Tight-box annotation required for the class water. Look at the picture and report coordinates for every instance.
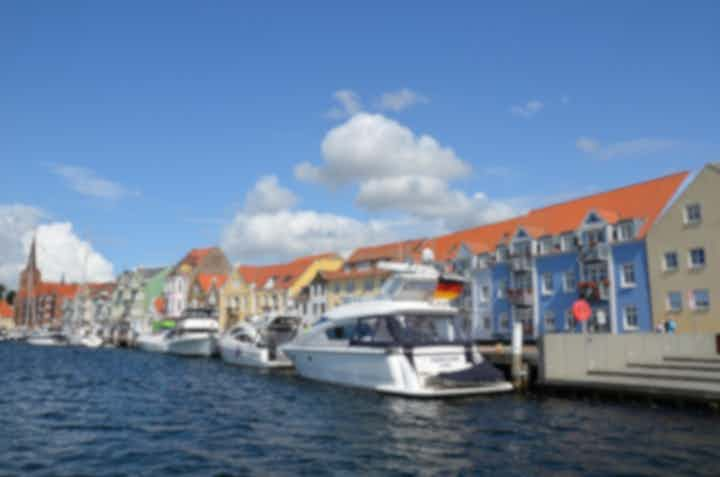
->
[1,343,718,477]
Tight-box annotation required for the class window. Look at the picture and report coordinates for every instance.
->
[663,252,678,271]
[538,237,553,255]
[544,310,555,331]
[684,203,702,225]
[583,228,605,245]
[478,285,489,303]
[565,309,575,330]
[561,233,576,252]
[617,221,635,241]
[621,264,636,287]
[333,282,341,293]
[666,291,682,312]
[691,289,710,311]
[541,273,554,295]
[325,324,356,340]
[689,248,706,269]
[497,280,507,299]
[623,305,639,330]
[584,263,608,282]
[346,280,356,292]
[563,271,576,293]
[482,315,491,330]
[320,303,326,314]
[363,278,374,292]
[499,312,510,330]
[496,246,509,262]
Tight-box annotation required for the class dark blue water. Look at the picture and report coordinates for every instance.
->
[1,343,718,477]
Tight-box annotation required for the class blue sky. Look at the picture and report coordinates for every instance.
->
[1,1,718,283]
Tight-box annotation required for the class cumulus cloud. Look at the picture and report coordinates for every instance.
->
[510,100,544,118]
[356,176,516,230]
[0,204,114,286]
[296,113,470,185]
[377,88,428,112]
[243,175,297,214]
[52,165,138,200]
[576,137,676,160]
[326,89,363,119]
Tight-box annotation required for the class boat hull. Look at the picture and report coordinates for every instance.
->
[218,337,293,368]
[136,335,168,353]
[27,336,67,347]
[166,335,216,357]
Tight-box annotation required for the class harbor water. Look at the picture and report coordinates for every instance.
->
[1,342,718,476]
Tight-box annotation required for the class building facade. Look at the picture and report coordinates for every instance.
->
[110,267,170,333]
[646,163,719,333]
[445,172,689,340]
[187,273,228,316]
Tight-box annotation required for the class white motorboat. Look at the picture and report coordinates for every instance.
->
[219,313,300,368]
[27,329,69,347]
[136,330,170,353]
[165,312,219,357]
[282,300,513,397]
[66,326,104,348]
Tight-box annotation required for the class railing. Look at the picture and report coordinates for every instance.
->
[507,288,533,307]
[578,280,610,302]
[580,242,610,262]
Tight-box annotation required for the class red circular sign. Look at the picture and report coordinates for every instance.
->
[572,299,592,322]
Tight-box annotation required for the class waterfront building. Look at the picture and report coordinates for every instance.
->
[63,283,116,331]
[163,247,231,319]
[110,267,170,333]
[0,300,14,330]
[437,172,689,340]
[14,238,80,329]
[188,273,228,316]
[646,163,719,333]
[322,240,426,310]
[219,253,342,330]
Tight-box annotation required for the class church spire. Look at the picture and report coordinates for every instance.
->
[28,235,38,272]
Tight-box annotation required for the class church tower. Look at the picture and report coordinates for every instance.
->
[15,236,42,326]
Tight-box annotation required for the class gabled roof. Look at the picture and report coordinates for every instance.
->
[174,247,218,272]
[33,282,81,299]
[346,239,427,264]
[196,273,228,293]
[236,253,339,290]
[430,171,689,261]
[0,300,13,318]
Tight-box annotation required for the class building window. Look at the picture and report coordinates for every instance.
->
[333,282,341,293]
[563,271,576,293]
[496,246,509,262]
[499,312,510,330]
[544,310,555,331]
[482,315,491,330]
[561,233,576,252]
[663,251,678,271]
[478,285,489,303]
[684,203,702,225]
[583,228,605,245]
[617,221,635,241]
[497,280,507,299]
[538,237,553,255]
[541,273,553,295]
[620,263,636,288]
[691,289,710,311]
[666,291,682,312]
[623,305,639,330]
[584,262,608,282]
[565,309,575,330]
[346,280,355,293]
[689,248,706,269]
[363,278,374,292]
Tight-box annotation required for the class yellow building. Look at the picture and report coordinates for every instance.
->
[646,163,720,333]
[219,253,342,330]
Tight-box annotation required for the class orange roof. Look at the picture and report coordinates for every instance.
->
[196,273,228,293]
[320,268,392,281]
[429,171,689,261]
[86,282,116,297]
[34,282,81,299]
[346,239,427,264]
[0,300,13,318]
[175,247,217,271]
[236,253,338,290]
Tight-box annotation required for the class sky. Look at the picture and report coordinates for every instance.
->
[1,1,719,286]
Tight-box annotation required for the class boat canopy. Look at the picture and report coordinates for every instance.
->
[152,320,177,332]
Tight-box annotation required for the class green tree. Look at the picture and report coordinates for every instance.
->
[6,290,16,305]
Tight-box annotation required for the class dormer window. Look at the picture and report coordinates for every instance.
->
[496,245,509,262]
[617,221,635,242]
[582,228,605,245]
[538,236,553,255]
[560,233,576,252]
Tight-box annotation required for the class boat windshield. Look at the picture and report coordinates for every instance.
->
[349,313,468,347]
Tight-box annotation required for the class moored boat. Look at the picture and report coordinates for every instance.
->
[27,329,69,347]
[219,313,300,368]
[165,309,219,357]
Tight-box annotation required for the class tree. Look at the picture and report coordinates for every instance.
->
[0,284,5,300]
[5,290,16,305]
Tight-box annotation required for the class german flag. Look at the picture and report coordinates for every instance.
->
[434,277,464,301]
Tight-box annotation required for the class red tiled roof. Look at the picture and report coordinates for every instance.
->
[236,253,338,290]
[346,239,427,264]
[176,247,217,271]
[86,282,116,297]
[196,273,228,293]
[429,171,689,261]
[34,282,81,299]
[0,300,13,318]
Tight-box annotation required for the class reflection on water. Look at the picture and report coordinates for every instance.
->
[1,342,718,476]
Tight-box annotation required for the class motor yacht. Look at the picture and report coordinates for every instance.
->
[136,329,171,353]
[219,313,300,368]
[282,262,513,397]
[66,325,104,348]
[165,309,219,357]
[27,329,69,347]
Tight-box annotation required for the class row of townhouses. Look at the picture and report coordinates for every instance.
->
[10,164,718,337]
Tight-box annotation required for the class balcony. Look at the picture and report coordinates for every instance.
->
[507,288,533,307]
[580,242,610,262]
[510,255,532,272]
[578,280,610,302]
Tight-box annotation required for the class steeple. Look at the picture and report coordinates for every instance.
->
[28,235,38,272]
[19,234,41,290]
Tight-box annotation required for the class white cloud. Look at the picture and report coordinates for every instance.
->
[356,176,517,230]
[510,100,544,118]
[326,89,363,119]
[576,137,676,160]
[243,175,297,214]
[296,113,470,185]
[52,165,138,200]
[377,88,428,112]
[0,204,114,286]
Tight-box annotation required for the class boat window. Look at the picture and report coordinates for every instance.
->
[325,324,355,340]
[234,334,252,343]
[389,314,468,346]
[350,317,395,345]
